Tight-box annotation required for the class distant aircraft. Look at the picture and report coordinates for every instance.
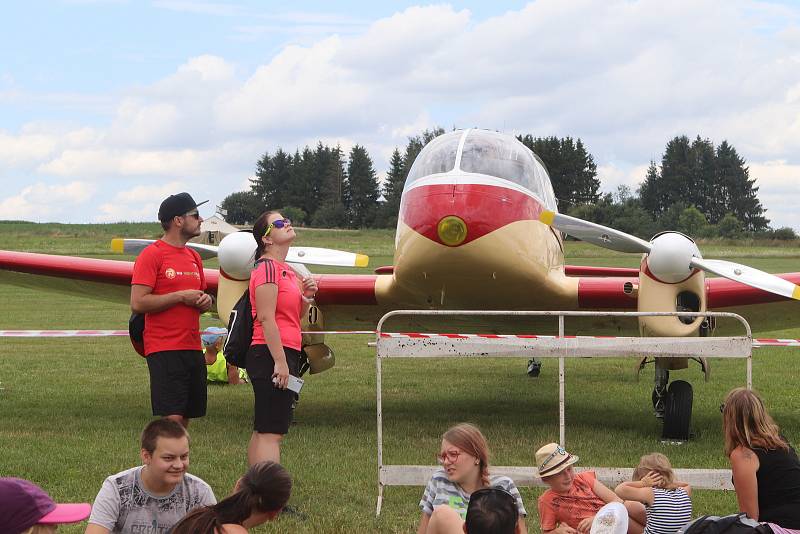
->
[2,129,798,435]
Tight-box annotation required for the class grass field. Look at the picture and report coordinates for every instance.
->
[1,224,799,533]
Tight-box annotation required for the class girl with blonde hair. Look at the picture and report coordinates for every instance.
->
[418,423,527,534]
[615,453,692,534]
[722,387,800,528]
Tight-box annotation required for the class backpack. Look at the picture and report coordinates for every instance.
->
[129,312,146,357]
[223,261,264,368]
[680,514,771,534]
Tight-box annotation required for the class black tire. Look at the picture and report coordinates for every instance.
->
[662,380,693,441]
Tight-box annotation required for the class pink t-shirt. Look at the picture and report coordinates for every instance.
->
[249,259,302,351]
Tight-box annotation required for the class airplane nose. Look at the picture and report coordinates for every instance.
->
[401,183,544,246]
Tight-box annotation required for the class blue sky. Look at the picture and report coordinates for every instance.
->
[1,0,799,231]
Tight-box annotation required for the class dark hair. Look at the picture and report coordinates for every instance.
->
[140,418,189,454]
[160,218,173,231]
[252,211,279,259]
[170,462,292,534]
[465,487,519,534]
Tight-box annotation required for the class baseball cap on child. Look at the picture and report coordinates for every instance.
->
[0,478,91,534]
[202,326,228,347]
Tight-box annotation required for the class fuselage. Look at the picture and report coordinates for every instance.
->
[377,129,579,310]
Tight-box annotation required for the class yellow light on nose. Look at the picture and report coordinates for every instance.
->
[437,216,467,246]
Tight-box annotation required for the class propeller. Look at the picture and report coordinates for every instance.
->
[111,235,369,280]
[539,210,800,300]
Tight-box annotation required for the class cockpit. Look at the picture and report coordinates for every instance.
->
[403,129,558,210]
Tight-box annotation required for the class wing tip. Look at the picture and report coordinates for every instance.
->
[111,238,124,253]
[793,285,800,300]
[355,254,369,268]
[539,210,555,226]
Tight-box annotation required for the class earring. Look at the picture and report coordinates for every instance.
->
[475,460,479,465]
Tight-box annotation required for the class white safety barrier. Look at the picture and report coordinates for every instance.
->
[374,310,755,516]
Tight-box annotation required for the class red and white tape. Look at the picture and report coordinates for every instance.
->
[1,330,799,347]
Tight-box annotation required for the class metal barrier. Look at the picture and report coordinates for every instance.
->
[374,310,753,516]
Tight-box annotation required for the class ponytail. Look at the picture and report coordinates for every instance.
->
[170,462,292,534]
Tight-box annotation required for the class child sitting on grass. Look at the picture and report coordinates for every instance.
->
[615,453,692,534]
[536,443,645,534]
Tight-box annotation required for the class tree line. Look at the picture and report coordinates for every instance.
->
[219,131,795,240]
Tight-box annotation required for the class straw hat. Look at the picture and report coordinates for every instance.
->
[535,443,579,477]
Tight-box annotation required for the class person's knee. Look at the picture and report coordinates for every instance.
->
[428,506,463,534]
[623,500,646,521]
[254,432,283,443]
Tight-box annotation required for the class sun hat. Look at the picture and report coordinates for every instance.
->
[158,192,208,222]
[0,478,91,534]
[202,326,228,347]
[535,443,579,477]
[590,502,629,534]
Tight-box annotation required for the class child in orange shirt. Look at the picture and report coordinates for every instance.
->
[536,443,645,534]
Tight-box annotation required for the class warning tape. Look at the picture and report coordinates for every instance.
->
[1,330,799,347]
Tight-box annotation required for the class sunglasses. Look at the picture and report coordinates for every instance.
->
[182,210,200,219]
[264,218,292,236]
[539,445,567,471]
[436,450,463,465]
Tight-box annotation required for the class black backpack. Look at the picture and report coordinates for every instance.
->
[681,514,771,534]
[223,261,263,368]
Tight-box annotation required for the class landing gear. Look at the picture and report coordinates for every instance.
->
[652,367,669,419]
[651,364,693,441]
[662,380,693,441]
[527,358,542,377]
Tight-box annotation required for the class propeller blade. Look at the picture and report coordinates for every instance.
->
[114,238,369,268]
[691,258,800,300]
[286,247,369,268]
[111,239,219,259]
[538,210,652,254]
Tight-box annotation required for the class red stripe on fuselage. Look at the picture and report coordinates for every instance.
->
[401,184,545,246]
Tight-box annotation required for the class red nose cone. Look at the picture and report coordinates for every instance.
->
[401,184,546,245]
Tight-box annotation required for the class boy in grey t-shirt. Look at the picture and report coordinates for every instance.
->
[85,419,216,534]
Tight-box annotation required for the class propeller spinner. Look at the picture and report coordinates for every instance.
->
[539,210,800,300]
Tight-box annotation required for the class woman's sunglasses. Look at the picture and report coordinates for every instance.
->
[264,218,292,237]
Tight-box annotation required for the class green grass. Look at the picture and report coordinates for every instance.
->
[1,225,800,533]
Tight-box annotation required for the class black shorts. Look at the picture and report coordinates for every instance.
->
[246,345,300,434]
[146,350,207,418]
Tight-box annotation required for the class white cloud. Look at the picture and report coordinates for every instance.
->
[94,181,186,222]
[4,1,800,230]
[0,181,95,221]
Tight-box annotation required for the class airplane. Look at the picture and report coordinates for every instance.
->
[2,128,799,437]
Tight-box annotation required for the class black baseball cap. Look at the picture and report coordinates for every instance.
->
[158,192,208,222]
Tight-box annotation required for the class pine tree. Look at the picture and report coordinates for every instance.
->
[383,148,406,216]
[346,145,380,228]
[715,142,769,231]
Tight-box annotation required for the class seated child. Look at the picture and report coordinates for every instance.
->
[615,453,692,534]
[202,326,247,385]
[536,443,645,534]
[419,423,527,534]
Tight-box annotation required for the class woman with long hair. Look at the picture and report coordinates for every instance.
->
[417,423,527,534]
[722,387,800,528]
[170,461,292,533]
[246,211,317,465]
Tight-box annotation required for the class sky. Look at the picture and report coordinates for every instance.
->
[1,0,799,230]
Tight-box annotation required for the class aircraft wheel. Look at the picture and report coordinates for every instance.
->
[661,380,693,441]
[527,358,542,378]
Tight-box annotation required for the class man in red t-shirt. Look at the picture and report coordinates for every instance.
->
[131,192,213,427]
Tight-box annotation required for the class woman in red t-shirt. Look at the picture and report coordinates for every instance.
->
[246,211,317,466]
